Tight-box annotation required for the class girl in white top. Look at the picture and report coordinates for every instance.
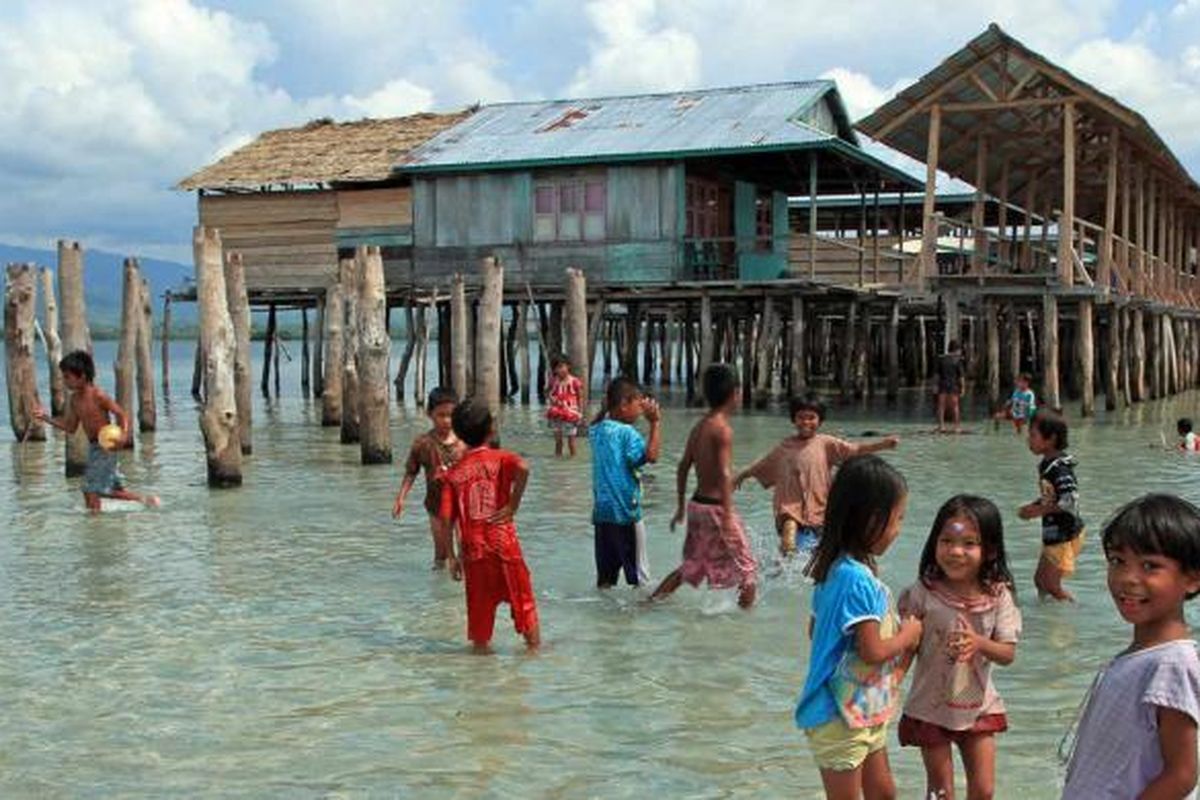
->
[898,495,1021,800]
[1063,494,1200,799]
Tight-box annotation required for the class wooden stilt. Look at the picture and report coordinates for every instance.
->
[741,310,753,408]
[662,306,675,387]
[517,302,531,405]
[641,318,654,385]
[855,303,870,400]
[476,257,504,414]
[5,263,45,441]
[395,300,415,403]
[1132,307,1146,402]
[39,266,64,415]
[414,305,428,407]
[272,316,280,399]
[191,339,204,403]
[321,285,343,426]
[193,226,242,487]
[1042,294,1061,409]
[1150,312,1163,400]
[1078,298,1095,416]
[1003,302,1020,387]
[985,299,1000,410]
[917,315,928,383]
[753,297,775,407]
[224,253,252,455]
[160,291,171,398]
[791,296,807,397]
[1105,304,1120,411]
[886,300,900,403]
[504,303,518,401]
[683,302,696,404]
[57,241,91,475]
[564,268,589,409]
[587,296,605,391]
[1120,307,1132,406]
[450,275,468,399]
[357,246,392,465]
[621,302,640,379]
[535,302,547,402]
[300,307,310,399]
[437,303,451,389]
[135,277,156,432]
[340,257,361,444]
[314,294,325,400]
[114,258,139,448]
[698,292,713,400]
[840,301,858,399]
[261,304,275,400]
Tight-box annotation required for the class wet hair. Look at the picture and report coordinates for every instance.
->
[451,397,493,447]
[947,339,961,353]
[427,386,457,412]
[1017,372,1032,385]
[917,495,1015,596]
[1031,409,1069,450]
[805,455,908,583]
[789,393,826,423]
[550,353,570,370]
[1179,418,1194,436]
[59,350,95,382]
[703,363,738,410]
[592,376,642,425]
[1103,494,1200,598]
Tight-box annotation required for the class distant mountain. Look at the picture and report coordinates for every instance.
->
[0,243,196,334]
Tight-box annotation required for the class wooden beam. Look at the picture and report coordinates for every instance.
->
[1059,101,1077,286]
[941,94,1084,114]
[1100,129,1119,290]
[968,69,999,102]
[972,135,989,273]
[920,105,941,287]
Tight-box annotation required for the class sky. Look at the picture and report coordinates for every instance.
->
[1,0,1198,264]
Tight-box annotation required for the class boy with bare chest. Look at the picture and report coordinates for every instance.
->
[651,364,757,608]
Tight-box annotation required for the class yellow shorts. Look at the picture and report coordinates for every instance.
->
[804,719,888,772]
[1042,529,1086,576]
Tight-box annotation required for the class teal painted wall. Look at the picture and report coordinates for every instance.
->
[734,180,787,280]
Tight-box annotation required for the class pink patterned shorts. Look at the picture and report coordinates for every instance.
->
[679,499,757,590]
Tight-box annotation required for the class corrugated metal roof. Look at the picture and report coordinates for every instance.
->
[397,82,854,172]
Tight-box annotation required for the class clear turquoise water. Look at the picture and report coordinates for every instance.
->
[3,340,1199,798]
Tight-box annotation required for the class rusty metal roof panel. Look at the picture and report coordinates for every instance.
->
[397,82,851,172]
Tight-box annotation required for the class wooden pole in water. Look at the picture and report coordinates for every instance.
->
[622,302,640,379]
[564,267,589,410]
[683,302,695,403]
[414,304,428,406]
[58,241,91,476]
[517,302,531,405]
[1042,294,1061,409]
[662,306,675,387]
[321,285,343,426]
[161,291,172,397]
[588,296,605,393]
[395,300,415,404]
[1105,305,1121,410]
[839,301,858,399]
[5,263,46,441]
[260,304,275,399]
[1078,298,1095,416]
[357,246,392,464]
[39,266,64,415]
[191,340,204,403]
[698,292,713,401]
[300,307,310,399]
[340,256,361,444]
[1003,302,1019,387]
[1150,312,1163,400]
[224,252,252,454]
[753,297,775,407]
[193,226,242,487]
[1132,307,1146,402]
[450,274,468,399]
[313,294,325,400]
[886,299,900,403]
[476,256,504,415]
[135,276,156,432]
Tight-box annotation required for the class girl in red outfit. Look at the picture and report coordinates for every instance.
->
[546,353,583,457]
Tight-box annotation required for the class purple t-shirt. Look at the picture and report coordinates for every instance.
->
[1063,640,1200,799]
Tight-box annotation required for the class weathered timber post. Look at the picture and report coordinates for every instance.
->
[260,304,276,399]
[224,252,252,454]
[1003,302,1019,387]
[839,301,859,399]
[662,306,675,387]
[58,240,91,475]
[564,267,589,410]
[321,284,344,426]
[984,300,1000,409]
[300,308,310,399]
[160,291,172,397]
[340,257,361,444]
[1078,298,1095,416]
[5,264,45,441]
[698,292,713,402]
[683,302,696,403]
[740,312,754,408]
[854,302,871,399]
[943,290,961,352]
[1132,307,1146,402]
[1042,294,1061,410]
[357,246,392,464]
[191,341,204,402]
[917,315,928,382]
[621,302,640,379]
[314,294,325,399]
[135,276,156,432]
[193,226,242,487]
[395,301,416,403]
[517,302,531,405]
[1150,312,1163,400]
[438,303,451,389]
[450,274,469,398]
[791,295,807,396]
[642,318,655,386]
[886,300,900,403]
[1105,305,1121,411]
[1119,308,1132,406]
[414,305,429,406]
[476,257,504,414]
[753,297,775,407]
[39,267,64,415]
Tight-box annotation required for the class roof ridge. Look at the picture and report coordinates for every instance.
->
[475,79,836,110]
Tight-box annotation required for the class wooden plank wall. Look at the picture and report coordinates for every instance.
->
[336,187,411,229]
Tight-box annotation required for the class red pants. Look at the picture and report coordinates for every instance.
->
[463,557,538,645]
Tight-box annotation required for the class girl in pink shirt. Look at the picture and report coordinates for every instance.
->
[898,495,1021,800]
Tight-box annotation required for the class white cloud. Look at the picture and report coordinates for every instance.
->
[343,79,435,118]
[820,68,913,121]
[566,0,701,96]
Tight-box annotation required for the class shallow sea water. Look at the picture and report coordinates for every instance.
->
[3,340,1200,798]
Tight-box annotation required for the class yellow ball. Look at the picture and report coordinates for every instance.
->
[98,423,124,451]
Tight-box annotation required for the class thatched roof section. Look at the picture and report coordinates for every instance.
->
[178,110,474,191]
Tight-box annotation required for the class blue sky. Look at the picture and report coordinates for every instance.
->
[0,0,1196,264]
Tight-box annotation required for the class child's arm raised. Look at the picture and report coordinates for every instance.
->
[1138,706,1197,799]
[854,616,922,666]
[642,398,661,463]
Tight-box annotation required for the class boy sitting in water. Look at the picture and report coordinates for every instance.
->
[439,398,539,652]
[995,373,1037,434]
[34,350,159,512]
[735,394,898,556]
[1179,418,1199,452]
[651,364,757,608]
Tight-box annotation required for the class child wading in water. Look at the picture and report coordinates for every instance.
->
[1018,410,1084,601]
[652,364,757,608]
[936,340,965,434]
[1062,494,1200,798]
[994,373,1037,434]
[35,350,159,512]
[546,353,584,457]
[898,495,1021,800]
[1178,418,1199,452]
[393,387,466,575]
[736,394,898,556]
[590,377,660,587]
[439,399,539,652]
[796,455,920,799]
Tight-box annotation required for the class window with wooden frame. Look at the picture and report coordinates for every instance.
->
[533,176,606,242]
[686,177,721,239]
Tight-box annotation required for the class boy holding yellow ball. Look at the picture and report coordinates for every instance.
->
[35,350,159,512]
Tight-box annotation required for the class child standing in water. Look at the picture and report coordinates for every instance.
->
[35,350,159,512]
[590,377,661,588]
[736,394,898,556]
[1019,410,1084,602]
[651,364,757,608]
[796,455,921,799]
[546,354,584,457]
[439,399,539,652]
[1062,494,1200,798]
[898,495,1021,800]
[936,340,965,434]
[1178,418,1199,452]
[394,387,466,575]
[995,373,1037,434]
